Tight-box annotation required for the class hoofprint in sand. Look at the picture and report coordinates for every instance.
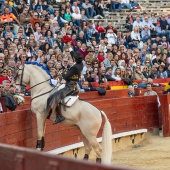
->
[112,133,170,170]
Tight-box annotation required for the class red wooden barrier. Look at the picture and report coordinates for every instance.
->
[161,94,170,137]
[0,95,159,151]
[0,143,141,170]
[1,90,128,112]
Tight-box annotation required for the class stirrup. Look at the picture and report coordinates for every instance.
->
[53,115,65,125]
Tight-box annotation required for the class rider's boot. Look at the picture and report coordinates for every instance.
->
[53,114,65,124]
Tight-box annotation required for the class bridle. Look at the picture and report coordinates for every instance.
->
[15,65,54,102]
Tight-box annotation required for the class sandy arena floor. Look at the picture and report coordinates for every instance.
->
[112,133,170,170]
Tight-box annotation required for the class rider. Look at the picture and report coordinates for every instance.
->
[47,51,83,124]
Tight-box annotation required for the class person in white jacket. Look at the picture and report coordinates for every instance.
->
[105,29,117,44]
[131,26,141,41]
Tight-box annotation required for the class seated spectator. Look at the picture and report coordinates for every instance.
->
[80,81,97,92]
[141,25,151,42]
[157,65,168,78]
[155,22,169,39]
[133,16,143,31]
[106,67,115,81]
[87,21,100,43]
[64,8,72,23]
[72,2,80,14]
[121,0,133,10]
[30,12,41,29]
[82,0,95,18]
[93,1,104,19]
[142,66,150,78]
[128,85,135,97]
[78,43,88,60]
[0,69,10,84]
[71,8,82,27]
[150,65,159,79]
[81,9,89,21]
[125,13,134,31]
[85,48,95,64]
[131,26,140,43]
[112,67,121,81]
[95,21,105,39]
[134,66,145,80]
[111,0,122,12]
[105,29,117,45]
[125,30,137,49]
[149,13,157,26]
[97,51,105,63]
[138,78,147,88]
[0,7,20,25]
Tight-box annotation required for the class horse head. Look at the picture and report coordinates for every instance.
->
[15,64,30,92]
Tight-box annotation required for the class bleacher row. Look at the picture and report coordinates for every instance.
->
[53,0,170,32]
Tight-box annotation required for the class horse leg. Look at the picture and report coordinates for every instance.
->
[85,136,102,163]
[82,134,92,160]
[36,113,46,151]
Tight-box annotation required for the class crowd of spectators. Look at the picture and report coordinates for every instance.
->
[0,0,170,105]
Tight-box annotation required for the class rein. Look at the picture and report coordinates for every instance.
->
[16,65,54,102]
[30,88,55,103]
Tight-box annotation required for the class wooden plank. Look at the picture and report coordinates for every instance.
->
[0,143,142,170]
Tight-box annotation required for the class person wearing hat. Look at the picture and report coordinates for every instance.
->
[155,21,169,39]
[46,52,83,124]
[36,6,42,17]
[85,48,95,63]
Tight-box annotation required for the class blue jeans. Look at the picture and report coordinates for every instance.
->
[156,31,170,39]
[141,35,151,42]
[73,20,81,26]
[46,8,54,14]
[84,8,94,18]
[130,2,139,7]
[111,2,122,12]
[121,3,132,9]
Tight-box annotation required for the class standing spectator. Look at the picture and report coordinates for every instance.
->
[128,85,135,97]
[144,83,161,107]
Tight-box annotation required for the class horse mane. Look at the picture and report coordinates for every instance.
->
[26,64,50,80]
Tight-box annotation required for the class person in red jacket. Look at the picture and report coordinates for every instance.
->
[30,12,41,29]
[97,51,105,63]
[0,69,10,84]
[95,21,105,39]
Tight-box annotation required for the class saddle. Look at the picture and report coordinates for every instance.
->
[49,83,79,108]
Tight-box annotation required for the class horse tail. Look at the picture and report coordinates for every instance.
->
[101,111,112,164]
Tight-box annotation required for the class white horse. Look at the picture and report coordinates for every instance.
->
[15,64,112,164]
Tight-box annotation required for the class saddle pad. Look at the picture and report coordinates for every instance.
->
[63,96,79,107]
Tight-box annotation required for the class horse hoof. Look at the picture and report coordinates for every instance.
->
[96,158,101,163]
[36,148,41,151]
[36,148,44,151]
[83,154,89,160]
